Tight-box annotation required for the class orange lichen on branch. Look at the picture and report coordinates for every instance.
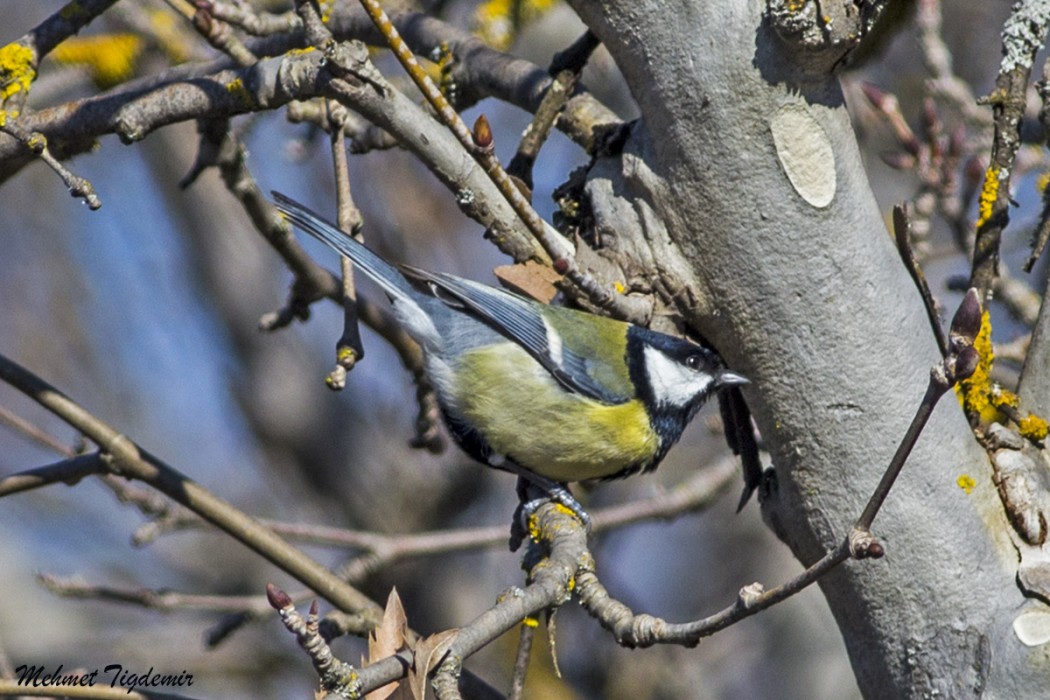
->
[976,166,1000,229]
[51,34,142,87]
[0,42,36,103]
[956,474,976,494]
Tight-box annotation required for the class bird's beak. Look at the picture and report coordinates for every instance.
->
[715,370,749,389]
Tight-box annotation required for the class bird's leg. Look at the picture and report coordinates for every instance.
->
[506,468,591,551]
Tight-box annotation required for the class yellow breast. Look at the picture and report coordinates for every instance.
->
[451,343,660,481]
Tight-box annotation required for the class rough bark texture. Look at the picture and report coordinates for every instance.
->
[568,1,1029,696]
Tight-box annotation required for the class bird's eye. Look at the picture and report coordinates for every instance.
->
[685,354,702,370]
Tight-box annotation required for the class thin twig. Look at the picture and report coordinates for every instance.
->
[507,30,600,190]
[187,0,257,67]
[0,453,106,498]
[325,102,366,387]
[37,573,274,613]
[0,403,75,454]
[508,622,536,700]
[0,120,101,209]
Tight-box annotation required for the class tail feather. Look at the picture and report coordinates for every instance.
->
[272,192,414,301]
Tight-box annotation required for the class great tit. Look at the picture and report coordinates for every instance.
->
[274,193,748,523]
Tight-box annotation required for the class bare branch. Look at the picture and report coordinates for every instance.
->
[969,0,1050,301]
[0,119,101,209]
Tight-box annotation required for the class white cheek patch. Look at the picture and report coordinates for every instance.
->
[643,345,713,408]
[543,316,564,369]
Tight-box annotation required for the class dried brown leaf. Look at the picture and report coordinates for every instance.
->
[364,588,408,700]
[494,261,562,304]
[408,629,459,700]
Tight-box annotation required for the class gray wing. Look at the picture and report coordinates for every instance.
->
[403,266,624,404]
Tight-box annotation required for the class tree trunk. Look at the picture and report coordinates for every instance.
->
[569,1,1030,696]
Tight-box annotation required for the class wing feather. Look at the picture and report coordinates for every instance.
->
[402,266,626,403]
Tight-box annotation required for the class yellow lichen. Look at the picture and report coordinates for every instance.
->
[956,310,999,423]
[26,132,46,151]
[318,0,335,24]
[474,0,559,50]
[521,615,539,628]
[976,166,999,229]
[955,310,1048,442]
[0,43,36,102]
[51,34,142,88]
[614,281,626,294]
[1019,413,1049,442]
[336,345,358,364]
[225,77,251,106]
[527,512,541,542]
[956,474,976,494]
[287,46,316,56]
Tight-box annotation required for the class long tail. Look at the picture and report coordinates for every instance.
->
[272,192,414,301]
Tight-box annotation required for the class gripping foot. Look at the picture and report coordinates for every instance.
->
[508,475,591,551]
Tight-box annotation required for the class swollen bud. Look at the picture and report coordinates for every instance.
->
[266,583,293,610]
[953,346,980,383]
[473,114,493,150]
[949,288,982,350]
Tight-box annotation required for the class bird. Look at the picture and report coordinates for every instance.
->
[273,192,748,531]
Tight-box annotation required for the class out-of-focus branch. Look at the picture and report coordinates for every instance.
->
[0,452,106,498]
[0,351,383,622]
[915,0,992,127]
[119,454,737,561]
[202,0,301,36]
[0,677,197,700]
[37,573,273,613]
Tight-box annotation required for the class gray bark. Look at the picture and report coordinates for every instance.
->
[567,1,1032,696]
